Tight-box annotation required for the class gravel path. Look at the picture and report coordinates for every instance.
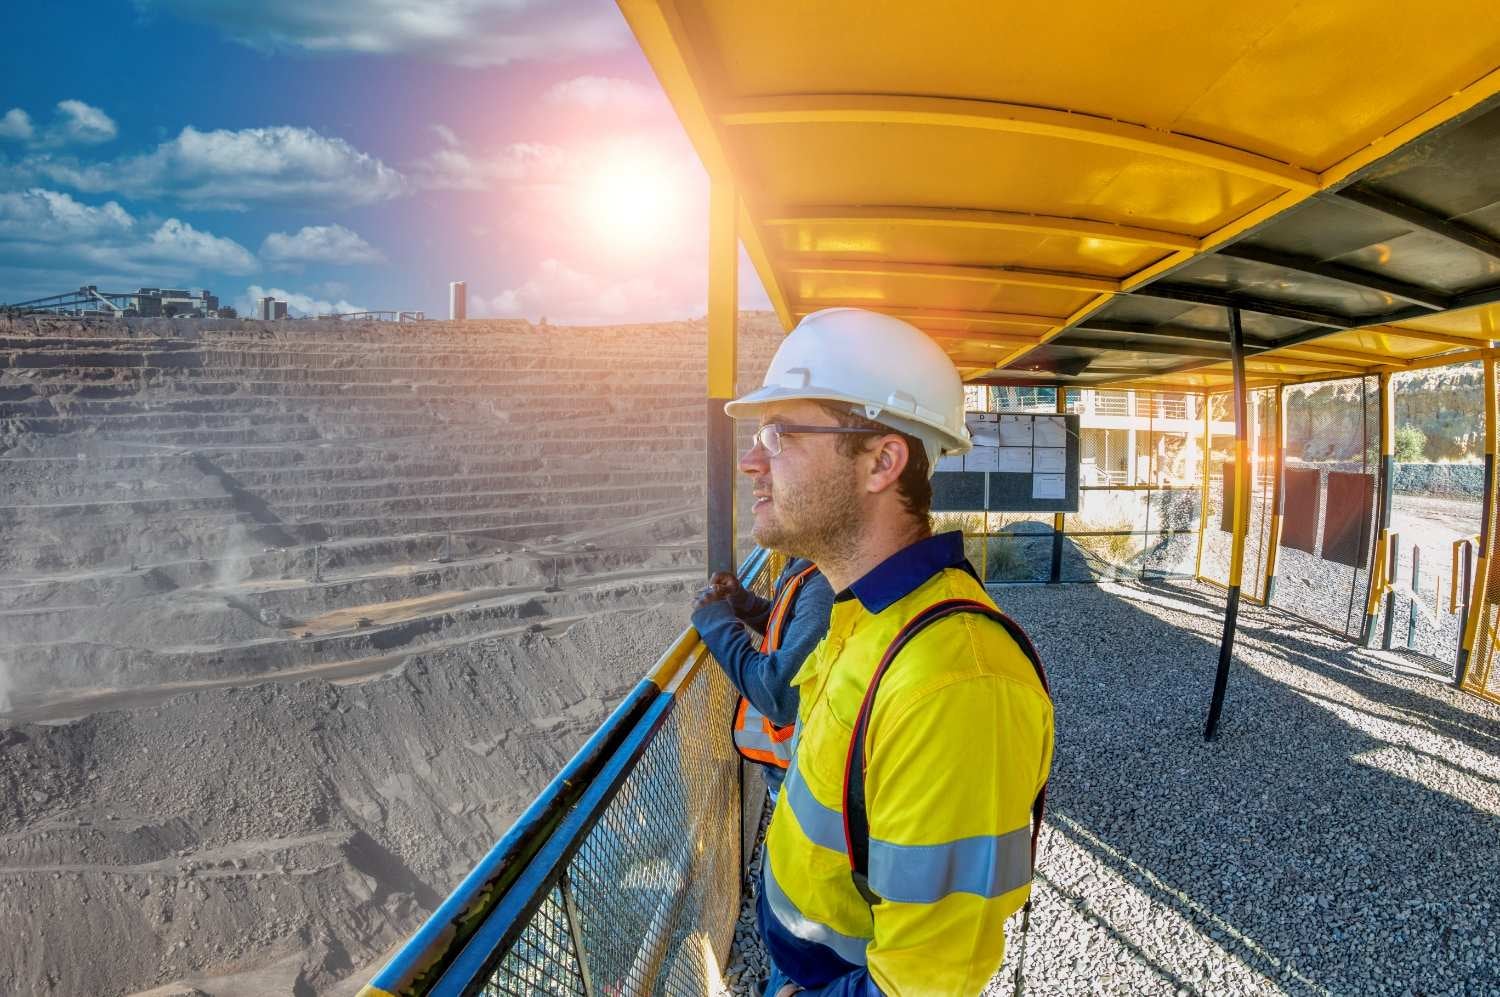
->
[721,578,1500,996]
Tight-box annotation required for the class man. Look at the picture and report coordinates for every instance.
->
[692,555,833,798]
[724,307,1055,996]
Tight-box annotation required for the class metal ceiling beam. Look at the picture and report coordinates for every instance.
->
[1217,244,1450,311]
[1137,284,1361,329]
[721,95,1320,191]
[760,206,1199,251]
[789,301,1059,328]
[1050,332,1231,360]
[782,259,1119,294]
[1271,343,1412,367]
[1074,318,1238,345]
[1335,186,1500,264]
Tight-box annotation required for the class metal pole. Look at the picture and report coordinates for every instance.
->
[1382,531,1400,650]
[559,871,598,997]
[1195,391,1211,581]
[1363,373,1396,647]
[1050,387,1067,583]
[1263,384,1286,604]
[1456,542,1474,685]
[1204,307,1249,742]
[1408,545,1422,649]
[1457,357,1496,687]
[706,180,739,576]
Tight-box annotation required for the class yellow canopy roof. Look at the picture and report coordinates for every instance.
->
[620,1,1500,389]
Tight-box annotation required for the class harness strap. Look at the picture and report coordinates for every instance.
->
[841,598,1051,907]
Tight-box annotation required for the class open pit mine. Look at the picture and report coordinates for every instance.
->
[0,314,779,996]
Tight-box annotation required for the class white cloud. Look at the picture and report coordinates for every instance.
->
[0,188,135,242]
[141,218,257,274]
[431,123,459,148]
[0,109,34,141]
[470,258,704,325]
[234,283,368,318]
[52,100,117,145]
[543,76,662,114]
[138,0,629,68]
[0,101,118,147]
[17,125,407,208]
[260,223,385,265]
[0,188,255,282]
[409,139,562,191]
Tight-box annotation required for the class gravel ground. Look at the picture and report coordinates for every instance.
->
[720,578,1500,996]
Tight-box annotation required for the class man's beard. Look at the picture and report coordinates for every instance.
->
[752,464,862,563]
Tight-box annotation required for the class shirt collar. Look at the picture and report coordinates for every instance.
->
[834,530,977,614]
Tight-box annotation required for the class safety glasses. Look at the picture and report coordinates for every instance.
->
[751,422,880,457]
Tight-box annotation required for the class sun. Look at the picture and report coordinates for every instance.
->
[577,148,683,253]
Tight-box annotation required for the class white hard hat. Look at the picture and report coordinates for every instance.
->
[725,308,972,469]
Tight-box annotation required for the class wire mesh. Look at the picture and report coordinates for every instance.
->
[1198,388,1276,597]
[1268,377,1382,638]
[1386,362,1484,668]
[1058,389,1202,582]
[478,887,589,996]
[472,602,753,996]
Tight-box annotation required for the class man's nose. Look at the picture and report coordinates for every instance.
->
[740,436,769,476]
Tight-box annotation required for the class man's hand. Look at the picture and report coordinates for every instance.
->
[693,570,742,610]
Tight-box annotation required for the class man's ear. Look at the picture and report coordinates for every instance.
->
[865,434,910,494]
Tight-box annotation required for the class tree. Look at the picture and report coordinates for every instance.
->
[1395,424,1427,462]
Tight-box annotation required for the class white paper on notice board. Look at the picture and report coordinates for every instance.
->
[936,454,965,472]
[997,414,1034,446]
[1034,447,1066,472]
[964,447,1002,472]
[966,413,1000,448]
[1035,416,1066,447]
[1032,473,1066,500]
[996,447,1032,472]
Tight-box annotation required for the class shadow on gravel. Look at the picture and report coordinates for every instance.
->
[1000,577,1500,996]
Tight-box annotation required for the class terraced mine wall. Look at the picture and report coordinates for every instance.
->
[0,314,780,996]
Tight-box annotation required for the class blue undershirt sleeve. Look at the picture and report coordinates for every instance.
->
[691,574,833,727]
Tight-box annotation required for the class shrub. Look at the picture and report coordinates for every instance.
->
[1395,424,1426,462]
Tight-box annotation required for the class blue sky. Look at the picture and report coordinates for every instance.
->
[1,1,769,321]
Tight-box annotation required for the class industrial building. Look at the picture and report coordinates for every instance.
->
[2,285,227,318]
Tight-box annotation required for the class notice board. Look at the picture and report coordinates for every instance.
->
[930,412,1080,513]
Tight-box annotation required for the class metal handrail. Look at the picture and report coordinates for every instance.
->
[361,547,771,997]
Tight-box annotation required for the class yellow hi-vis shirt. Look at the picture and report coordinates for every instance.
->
[758,532,1054,996]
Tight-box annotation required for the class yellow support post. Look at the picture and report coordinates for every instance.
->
[1050,387,1067,582]
[706,179,738,575]
[1194,391,1211,580]
[1262,385,1286,605]
[1458,358,1497,689]
[1361,373,1396,646]
[1205,308,1251,741]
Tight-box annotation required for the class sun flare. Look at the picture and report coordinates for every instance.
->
[577,149,682,252]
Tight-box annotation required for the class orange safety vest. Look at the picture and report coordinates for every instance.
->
[732,563,819,769]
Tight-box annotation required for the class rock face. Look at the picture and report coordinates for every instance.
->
[0,314,781,996]
[1285,363,1482,463]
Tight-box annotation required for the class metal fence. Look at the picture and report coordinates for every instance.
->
[362,549,773,997]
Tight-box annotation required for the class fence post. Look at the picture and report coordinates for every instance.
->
[1263,384,1286,604]
[1050,387,1066,583]
[1382,531,1399,650]
[1407,545,1422,649]
[559,871,598,997]
[1458,357,1497,688]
